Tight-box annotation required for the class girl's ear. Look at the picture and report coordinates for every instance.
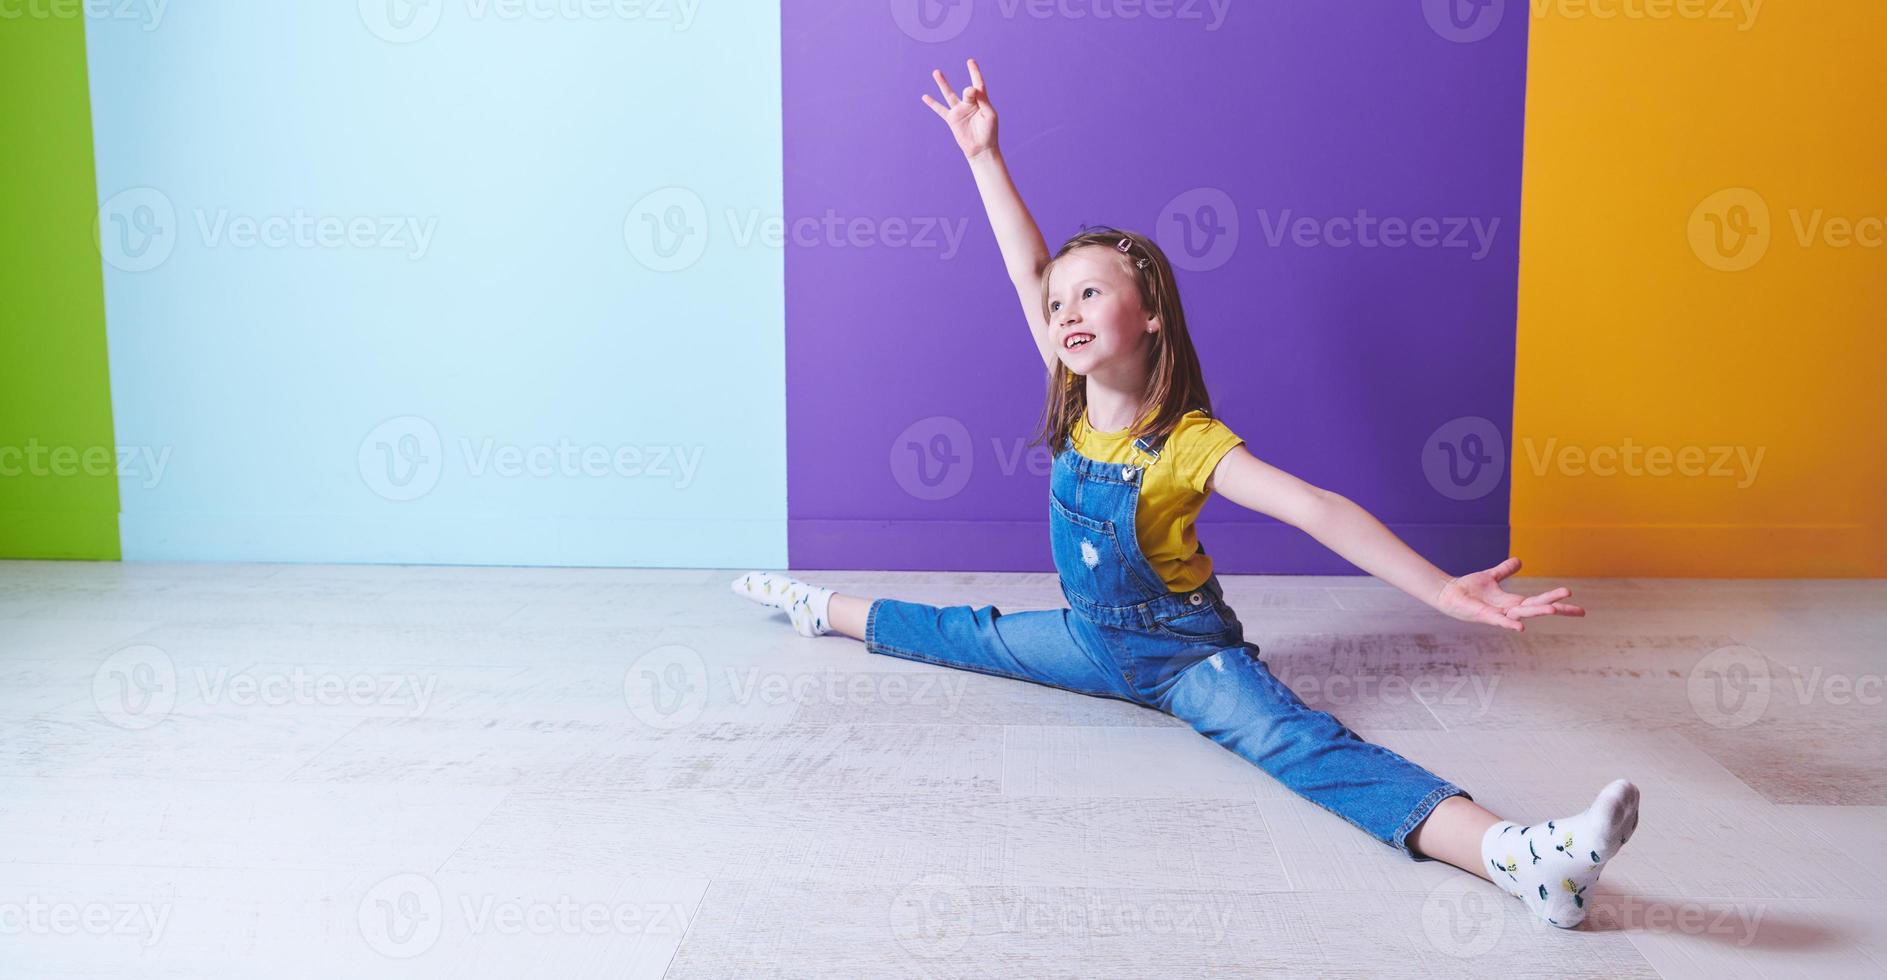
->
[1146,312,1162,334]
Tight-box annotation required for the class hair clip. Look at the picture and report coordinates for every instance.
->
[1135,257,1149,269]
[1115,237,1133,253]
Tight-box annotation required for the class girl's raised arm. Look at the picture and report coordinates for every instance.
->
[922,59,1058,371]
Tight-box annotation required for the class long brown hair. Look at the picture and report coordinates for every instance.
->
[1033,225,1215,456]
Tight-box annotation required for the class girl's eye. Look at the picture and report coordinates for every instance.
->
[1084,287,1098,298]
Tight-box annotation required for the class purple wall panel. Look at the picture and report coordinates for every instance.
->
[786,0,1524,574]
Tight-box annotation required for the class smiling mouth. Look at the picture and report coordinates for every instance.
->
[1063,333,1095,350]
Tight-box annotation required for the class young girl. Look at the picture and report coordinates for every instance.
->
[734,58,1638,930]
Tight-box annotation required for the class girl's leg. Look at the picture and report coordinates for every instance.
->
[861,596,1140,703]
[1154,641,1468,857]
[731,572,1137,702]
[1406,795,1501,879]
[1156,642,1640,928]
[827,592,871,641]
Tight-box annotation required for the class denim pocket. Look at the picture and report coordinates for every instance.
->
[1152,601,1239,644]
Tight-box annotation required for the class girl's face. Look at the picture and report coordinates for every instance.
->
[1046,246,1157,376]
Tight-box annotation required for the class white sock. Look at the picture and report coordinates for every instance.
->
[1480,779,1640,928]
[730,571,835,637]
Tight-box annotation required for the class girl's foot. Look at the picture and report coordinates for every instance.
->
[1479,779,1640,928]
[731,571,835,637]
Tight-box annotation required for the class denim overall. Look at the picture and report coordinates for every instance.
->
[865,431,1470,858]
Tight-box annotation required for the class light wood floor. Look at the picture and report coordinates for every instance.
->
[1,561,1882,978]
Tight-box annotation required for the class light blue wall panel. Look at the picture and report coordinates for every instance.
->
[86,1,783,566]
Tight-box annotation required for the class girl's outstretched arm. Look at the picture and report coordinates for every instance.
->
[1204,446,1588,630]
[921,58,1058,371]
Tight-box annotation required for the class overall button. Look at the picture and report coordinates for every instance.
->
[1188,592,1203,605]
[1122,466,1138,481]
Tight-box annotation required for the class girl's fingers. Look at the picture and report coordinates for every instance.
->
[1481,608,1522,631]
[967,57,985,91]
[920,93,949,118]
[1519,587,1571,606]
[1505,604,1559,620]
[1489,556,1522,581]
[931,69,959,106]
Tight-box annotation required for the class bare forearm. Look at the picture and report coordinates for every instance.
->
[966,149,1050,281]
[1301,493,1456,609]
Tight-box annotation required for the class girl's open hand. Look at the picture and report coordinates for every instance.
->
[1436,556,1586,632]
[921,58,998,160]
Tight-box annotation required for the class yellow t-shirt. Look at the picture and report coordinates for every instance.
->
[1069,408,1244,594]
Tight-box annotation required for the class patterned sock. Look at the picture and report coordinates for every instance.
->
[730,571,835,637]
[1480,779,1640,928]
